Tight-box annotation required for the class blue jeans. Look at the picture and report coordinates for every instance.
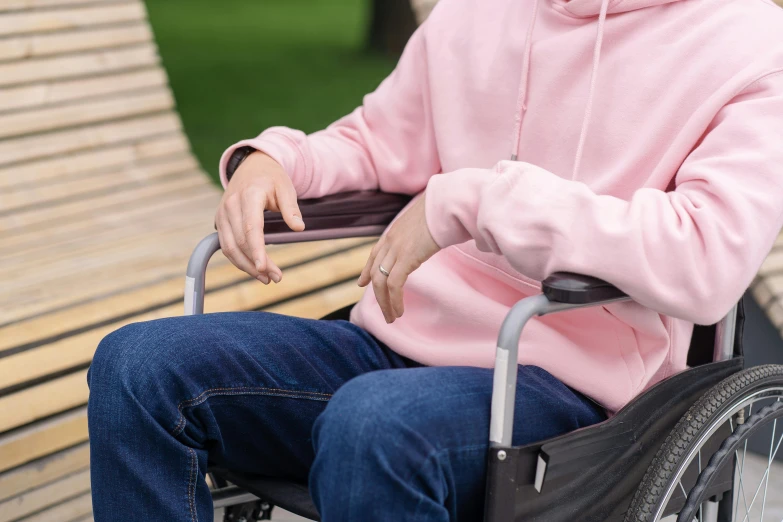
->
[87,311,605,521]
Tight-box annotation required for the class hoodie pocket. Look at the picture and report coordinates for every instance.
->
[453,242,542,291]
[602,304,646,396]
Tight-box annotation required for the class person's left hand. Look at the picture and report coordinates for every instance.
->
[358,193,440,323]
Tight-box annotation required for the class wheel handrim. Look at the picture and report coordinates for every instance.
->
[652,389,783,522]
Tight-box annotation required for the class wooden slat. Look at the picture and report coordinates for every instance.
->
[0,370,88,433]
[0,279,366,473]
[17,490,92,522]
[0,238,366,353]
[2,178,209,253]
[0,88,173,139]
[2,194,215,276]
[0,218,217,322]
[0,468,90,522]
[0,1,129,13]
[0,408,87,473]
[0,133,189,191]
[0,443,88,502]
[0,154,196,211]
[0,43,157,88]
[0,67,166,113]
[0,173,209,234]
[0,22,151,62]
[0,244,372,399]
[0,113,180,167]
[0,3,145,37]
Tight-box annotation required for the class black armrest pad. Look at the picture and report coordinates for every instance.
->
[542,271,627,304]
[263,190,413,234]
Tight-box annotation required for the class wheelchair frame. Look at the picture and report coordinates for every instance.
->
[185,191,752,522]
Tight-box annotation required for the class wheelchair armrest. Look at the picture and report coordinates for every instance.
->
[541,271,627,305]
[187,191,411,315]
[263,190,412,236]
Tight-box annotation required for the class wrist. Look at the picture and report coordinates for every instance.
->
[225,146,256,184]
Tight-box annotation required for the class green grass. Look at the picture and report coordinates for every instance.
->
[146,0,396,183]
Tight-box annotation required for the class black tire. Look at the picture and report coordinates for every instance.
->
[624,365,783,522]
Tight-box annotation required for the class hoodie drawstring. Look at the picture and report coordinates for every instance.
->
[571,0,611,179]
[510,0,541,161]
[510,0,612,182]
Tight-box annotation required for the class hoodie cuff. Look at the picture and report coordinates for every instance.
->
[218,130,309,193]
[424,168,500,249]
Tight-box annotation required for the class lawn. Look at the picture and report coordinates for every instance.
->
[146,0,397,183]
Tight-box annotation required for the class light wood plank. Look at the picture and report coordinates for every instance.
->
[0,468,90,522]
[2,180,209,253]
[0,370,88,433]
[2,194,214,276]
[0,113,180,167]
[0,218,217,321]
[0,408,87,473]
[0,154,196,211]
[0,3,145,37]
[0,238,367,352]
[0,173,209,233]
[0,244,372,392]
[0,282,366,474]
[0,88,173,139]
[16,490,91,522]
[0,67,166,113]
[0,0,130,12]
[0,133,189,190]
[0,22,151,62]
[0,43,157,88]
[0,443,88,502]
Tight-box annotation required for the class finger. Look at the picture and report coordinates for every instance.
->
[371,245,394,323]
[217,207,268,283]
[386,259,409,319]
[358,238,384,287]
[275,182,305,232]
[226,195,255,265]
[266,257,283,283]
[240,188,268,274]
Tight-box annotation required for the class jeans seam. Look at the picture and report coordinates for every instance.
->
[187,447,199,522]
[171,386,333,436]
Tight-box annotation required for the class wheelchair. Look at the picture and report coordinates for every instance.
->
[184,190,783,522]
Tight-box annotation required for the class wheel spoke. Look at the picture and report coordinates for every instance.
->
[759,418,776,522]
[734,445,751,522]
[679,480,688,498]
[741,429,783,522]
[698,450,702,522]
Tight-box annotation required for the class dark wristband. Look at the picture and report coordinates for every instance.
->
[225,146,256,183]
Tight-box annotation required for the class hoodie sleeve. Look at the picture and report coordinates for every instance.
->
[218,20,439,199]
[425,71,783,326]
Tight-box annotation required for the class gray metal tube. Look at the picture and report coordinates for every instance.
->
[183,226,387,316]
[713,303,738,362]
[490,293,631,446]
[184,233,221,316]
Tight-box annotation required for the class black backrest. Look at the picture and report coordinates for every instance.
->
[687,298,746,367]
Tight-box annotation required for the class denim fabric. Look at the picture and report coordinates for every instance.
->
[87,311,605,521]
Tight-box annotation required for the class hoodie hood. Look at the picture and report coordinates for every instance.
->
[552,0,686,17]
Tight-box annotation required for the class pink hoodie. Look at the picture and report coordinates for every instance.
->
[220,0,783,412]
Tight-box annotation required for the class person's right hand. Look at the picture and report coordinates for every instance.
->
[215,151,305,284]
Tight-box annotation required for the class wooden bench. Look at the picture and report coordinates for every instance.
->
[0,1,369,520]
[1,1,781,520]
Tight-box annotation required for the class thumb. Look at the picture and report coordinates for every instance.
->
[275,182,305,232]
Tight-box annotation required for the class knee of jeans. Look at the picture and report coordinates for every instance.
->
[88,320,186,405]
[313,371,414,452]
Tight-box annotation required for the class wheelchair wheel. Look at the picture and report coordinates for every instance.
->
[625,365,783,522]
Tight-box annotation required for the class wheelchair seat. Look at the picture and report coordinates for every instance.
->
[209,299,745,522]
[189,191,780,522]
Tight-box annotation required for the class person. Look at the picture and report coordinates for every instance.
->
[87,0,783,519]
